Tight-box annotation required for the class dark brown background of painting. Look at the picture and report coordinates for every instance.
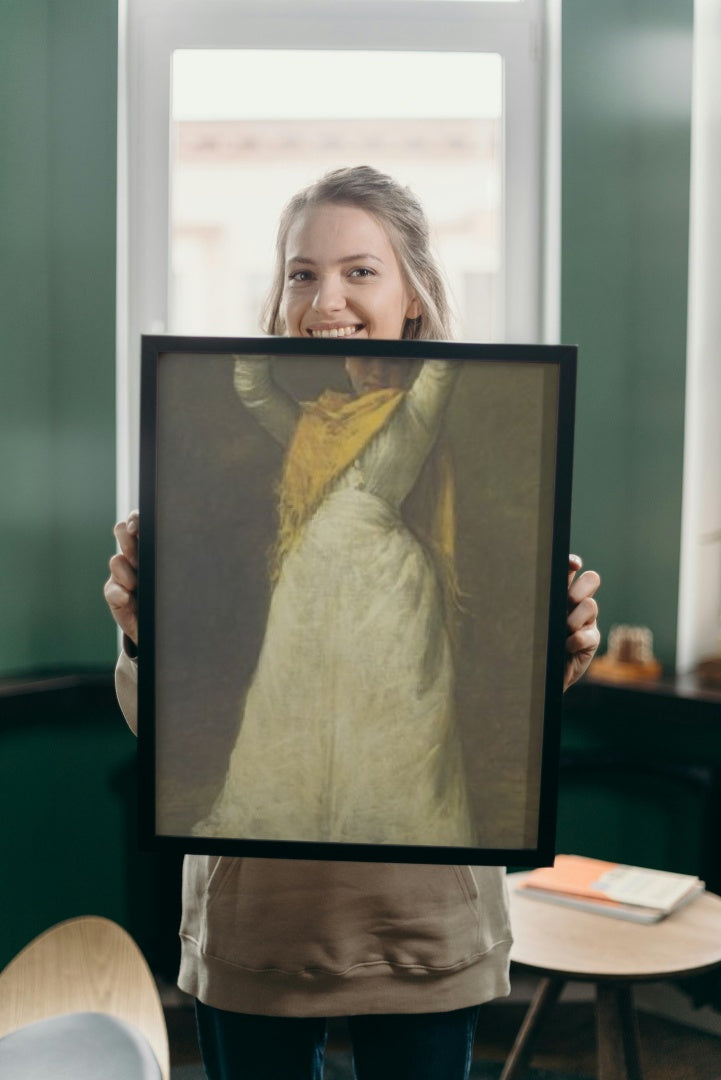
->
[152,353,558,848]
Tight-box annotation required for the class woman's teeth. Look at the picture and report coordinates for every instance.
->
[310,325,360,338]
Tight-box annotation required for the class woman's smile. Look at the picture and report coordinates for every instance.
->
[307,323,364,339]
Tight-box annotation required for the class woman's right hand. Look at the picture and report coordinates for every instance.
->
[103,510,139,646]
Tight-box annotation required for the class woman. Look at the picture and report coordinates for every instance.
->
[106,166,601,1080]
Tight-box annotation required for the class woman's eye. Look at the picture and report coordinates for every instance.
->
[288,270,313,283]
[349,267,375,279]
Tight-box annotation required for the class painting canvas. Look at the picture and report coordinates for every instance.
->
[138,336,576,865]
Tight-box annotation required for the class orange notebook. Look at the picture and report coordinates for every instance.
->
[517,855,704,923]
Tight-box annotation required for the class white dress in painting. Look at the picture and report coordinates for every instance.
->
[193,358,476,847]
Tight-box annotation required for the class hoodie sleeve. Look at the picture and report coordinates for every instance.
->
[115,647,139,736]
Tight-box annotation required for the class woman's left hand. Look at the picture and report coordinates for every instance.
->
[564,555,601,691]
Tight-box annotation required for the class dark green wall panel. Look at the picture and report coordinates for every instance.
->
[0,0,118,674]
[0,684,183,976]
[0,695,134,965]
[0,2,55,668]
[562,1,693,669]
[559,682,721,888]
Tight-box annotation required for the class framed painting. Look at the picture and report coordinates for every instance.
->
[137,336,576,865]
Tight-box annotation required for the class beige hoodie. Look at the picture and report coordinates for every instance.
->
[116,650,512,1016]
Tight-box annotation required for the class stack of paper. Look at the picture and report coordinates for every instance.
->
[517,855,705,923]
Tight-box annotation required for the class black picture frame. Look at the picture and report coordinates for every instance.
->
[138,335,576,865]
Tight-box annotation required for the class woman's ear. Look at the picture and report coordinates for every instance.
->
[406,296,422,320]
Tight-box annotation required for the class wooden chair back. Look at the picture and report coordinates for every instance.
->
[0,916,169,1080]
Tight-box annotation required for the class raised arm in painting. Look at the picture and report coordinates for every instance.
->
[233,355,300,446]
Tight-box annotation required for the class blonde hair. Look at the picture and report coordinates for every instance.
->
[262,166,454,341]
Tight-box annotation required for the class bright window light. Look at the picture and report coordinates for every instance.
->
[173,50,502,121]
[170,50,503,341]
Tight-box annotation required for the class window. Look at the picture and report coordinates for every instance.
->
[118,0,557,509]
[169,49,503,340]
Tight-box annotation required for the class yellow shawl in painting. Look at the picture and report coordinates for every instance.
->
[272,386,462,615]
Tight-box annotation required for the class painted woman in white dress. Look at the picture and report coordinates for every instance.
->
[192,168,476,847]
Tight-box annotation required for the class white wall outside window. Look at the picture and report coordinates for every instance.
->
[117,0,558,511]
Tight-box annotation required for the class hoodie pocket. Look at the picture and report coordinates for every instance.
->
[181,856,510,975]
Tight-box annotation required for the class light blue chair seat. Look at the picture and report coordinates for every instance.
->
[0,1011,163,1079]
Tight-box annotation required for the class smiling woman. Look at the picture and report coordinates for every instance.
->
[191,167,476,848]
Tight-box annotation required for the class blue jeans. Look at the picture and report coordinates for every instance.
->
[195,1000,481,1080]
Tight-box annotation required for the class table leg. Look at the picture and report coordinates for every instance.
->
[596,982,643,1080]
[500,976,565,1080]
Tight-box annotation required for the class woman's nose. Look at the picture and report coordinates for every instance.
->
[312,274,345,314]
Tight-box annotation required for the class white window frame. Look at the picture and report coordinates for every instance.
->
[117,0,559,511]
[676,0,721,674]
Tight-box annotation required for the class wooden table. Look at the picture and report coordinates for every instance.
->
[503,873,721,1080]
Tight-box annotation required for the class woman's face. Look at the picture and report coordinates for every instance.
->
[281,203,421,345]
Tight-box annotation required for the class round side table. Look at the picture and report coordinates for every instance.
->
[502,872,721,1080]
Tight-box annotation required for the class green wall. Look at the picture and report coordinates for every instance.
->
[0,0,128,972]
[563,0,693,669]
[1,683,183,974]
[0,1,694,677]
[0,0,118,675]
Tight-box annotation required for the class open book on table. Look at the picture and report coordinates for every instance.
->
[515,854,705,924]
